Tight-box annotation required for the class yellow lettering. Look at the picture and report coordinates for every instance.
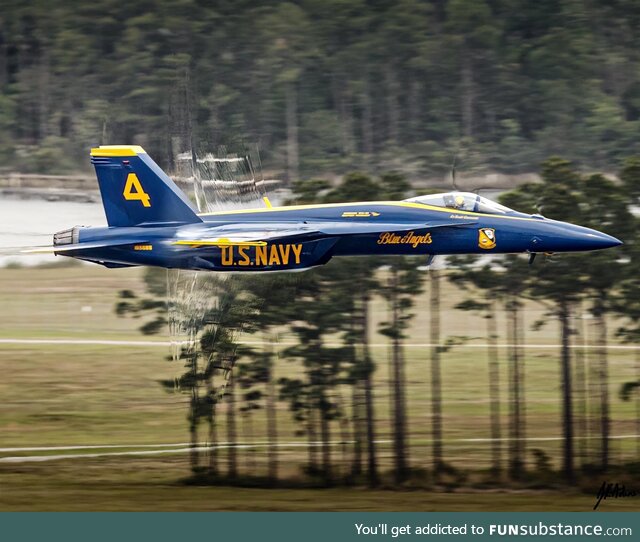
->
[378,232,402,244]
[414,233,432,247]
[255,246,267,266]
[238,246,250,266]
[292,244,303,264]
[123,173,151,207]
[378,231,432,248]
[342,211,381,218]
[221,246,233,265]
[278,244,291,265]
[268,245,281,265]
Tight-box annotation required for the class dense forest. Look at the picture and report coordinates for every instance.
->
[1,0,640,178]
[117,156,640,488]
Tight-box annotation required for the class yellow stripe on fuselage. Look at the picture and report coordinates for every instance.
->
[198,201,542,223]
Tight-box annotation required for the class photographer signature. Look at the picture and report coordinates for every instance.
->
[593,481,639,510]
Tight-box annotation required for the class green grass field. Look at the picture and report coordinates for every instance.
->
[0,265,639,511]
[4,457,638,511]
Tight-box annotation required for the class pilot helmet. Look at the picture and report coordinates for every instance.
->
[444,194,466,210]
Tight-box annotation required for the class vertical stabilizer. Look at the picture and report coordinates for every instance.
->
[90,145,202,227]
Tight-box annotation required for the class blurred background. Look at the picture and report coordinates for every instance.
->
[0,0,639,511]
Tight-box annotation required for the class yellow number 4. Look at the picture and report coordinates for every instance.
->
[123,173,151,207]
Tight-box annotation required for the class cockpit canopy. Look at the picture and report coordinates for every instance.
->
[405,192,515,215]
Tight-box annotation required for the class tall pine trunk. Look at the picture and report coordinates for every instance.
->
[208,406,219,476]
[362,290,379,486]
[332,74,354,155]
[430,268,444,478]
[461,54,474,138]
[265,341,278,484]
[559,301,574,482]
[361,80,374,155]
[507,297,524,479]
[0,33,6,87]
[350,308,363,479]
[518,301,527,464]
[189,399,200,473]
[189,352,200,474]
[636,347,640,460]
[594,300,609,471]
[350,377,363,479]
[226,373,238,479]
[307,403,318,472]
[285,82,299,182]
[573,302,588,469]
[242,411,255,473]
[319,390,332,486]
[407,80,421,143]
[385,65,399,146]
[38,54,50,141]
[363,369,378,486]
[335,386,351,482]
[390,267,408,483]
[487,297,502,476]
[351,349,366,479]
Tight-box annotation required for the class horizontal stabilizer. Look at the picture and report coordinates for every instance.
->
[22,239,148,254]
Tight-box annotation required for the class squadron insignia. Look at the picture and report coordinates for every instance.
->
[478,228,496,249]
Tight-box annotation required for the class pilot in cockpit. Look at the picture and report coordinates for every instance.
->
[405,192,515,215]
[443,194,469,210]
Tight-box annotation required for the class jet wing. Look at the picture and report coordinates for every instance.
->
[172,220,471,247]
[173,226,313,247]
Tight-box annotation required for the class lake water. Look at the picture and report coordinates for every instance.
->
[0,196,107,265]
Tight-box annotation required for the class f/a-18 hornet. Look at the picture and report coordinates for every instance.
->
[44,145,621,271]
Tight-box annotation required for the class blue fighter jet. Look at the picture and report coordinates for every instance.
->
[44,145,621,271]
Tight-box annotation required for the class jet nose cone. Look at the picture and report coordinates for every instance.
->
[563,226,622,252]
[589,231,622,249]
[533,222,623,253]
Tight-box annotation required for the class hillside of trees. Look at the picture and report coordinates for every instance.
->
[1,0,640,178]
